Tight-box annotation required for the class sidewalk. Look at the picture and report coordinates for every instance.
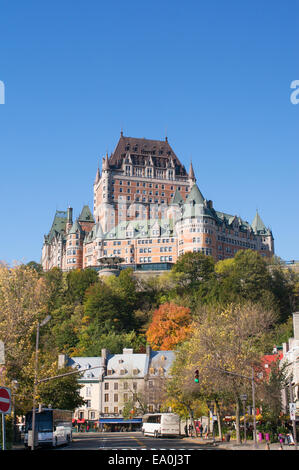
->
[183,436,298,450]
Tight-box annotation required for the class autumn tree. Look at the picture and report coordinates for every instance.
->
[170,302,278,443]
[166,341,204,435]
[146,302,192,350]
[0,264,86,414]
[0,263,50,380]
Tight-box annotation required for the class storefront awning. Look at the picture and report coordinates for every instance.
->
[99,418,142,424]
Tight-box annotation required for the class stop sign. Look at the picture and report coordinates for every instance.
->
[0,387,11,414]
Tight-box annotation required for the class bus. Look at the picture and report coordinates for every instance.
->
[24,408,72,449]
[142,413,181,438]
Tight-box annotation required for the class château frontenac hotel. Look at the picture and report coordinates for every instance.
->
[41,133,274,274]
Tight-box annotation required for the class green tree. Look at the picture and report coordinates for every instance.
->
[38,367,86,411]
[172,252,215,291]
[65,268,99,304]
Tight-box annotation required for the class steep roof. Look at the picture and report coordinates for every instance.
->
[69,219,83,234]
[188,161,196,181]
[186,183,205,204]
[251,211,268,234]
[46,210,67,242]
[106,134,188,177]
[170,188,184,205]
[78,205,94,223]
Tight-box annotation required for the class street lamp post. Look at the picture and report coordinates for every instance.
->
[240,394,247,444]
[31,315,51,451]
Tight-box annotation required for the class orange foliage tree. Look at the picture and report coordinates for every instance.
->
[145,302,192,350]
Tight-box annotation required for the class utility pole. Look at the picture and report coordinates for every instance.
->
[289,378,297,450]
[31,315,51,451]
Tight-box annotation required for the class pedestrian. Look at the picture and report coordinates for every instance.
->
[188,424,193,437]
[184,425,188,437]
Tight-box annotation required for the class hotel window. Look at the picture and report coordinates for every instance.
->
[86,400,91,408]
[114,382,118,390]
[104,383,109,390]
[104,394,109,402]
[114,394,118,402]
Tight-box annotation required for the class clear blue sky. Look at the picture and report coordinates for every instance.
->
[0,1,298,265]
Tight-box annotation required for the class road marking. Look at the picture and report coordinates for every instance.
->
[130,435,147,449]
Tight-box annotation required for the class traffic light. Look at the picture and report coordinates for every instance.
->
[194,370,199,383]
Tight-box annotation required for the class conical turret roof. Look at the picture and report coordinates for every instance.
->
[69,219,83,234]
[170,188,184,205]
[102,153,110,171]
[251,210,269,234]
[186,184,205,204]
[188,161,196,181]
[78,205,94,222]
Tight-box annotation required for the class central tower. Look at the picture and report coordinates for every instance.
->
[93,133,195,233]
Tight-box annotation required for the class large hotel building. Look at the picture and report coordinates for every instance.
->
[41,133,274,273]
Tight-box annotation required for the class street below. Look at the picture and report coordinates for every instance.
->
[57,432,217,451]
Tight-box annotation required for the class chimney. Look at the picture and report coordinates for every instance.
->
[67,207,73,224]
[123,348,133,354]
[293,312,299,340]
[101,348,109,362]
[58,354,68,369]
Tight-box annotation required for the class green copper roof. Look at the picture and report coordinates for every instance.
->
[46,210,67,242]
[104,217,175,240]
[170,188,184,205]
[251,211,270,234]
[78,205,94,223]
[69,219,83,234]
[186,184,205,204]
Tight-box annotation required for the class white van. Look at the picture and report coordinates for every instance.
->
[142,413,180,438]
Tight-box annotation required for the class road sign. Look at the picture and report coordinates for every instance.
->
[0,387,11,414]
[289,403,297,420]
